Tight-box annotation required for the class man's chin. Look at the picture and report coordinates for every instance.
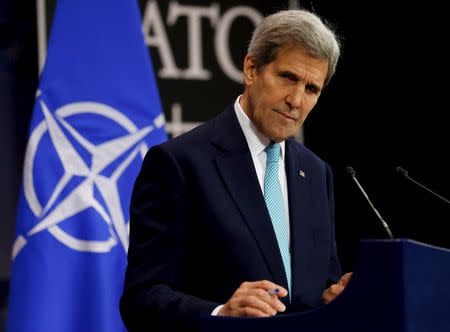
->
[269,128,301,142]
[269,133,291,143]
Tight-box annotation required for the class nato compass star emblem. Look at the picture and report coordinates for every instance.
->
[12,93,165,258]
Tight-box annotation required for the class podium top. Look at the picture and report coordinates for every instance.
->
[360,238,450,252]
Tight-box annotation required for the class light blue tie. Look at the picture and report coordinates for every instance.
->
[264,142,292,296]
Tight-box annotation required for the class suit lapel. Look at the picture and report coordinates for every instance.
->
[285,140,315,297]
[212,107,288,289]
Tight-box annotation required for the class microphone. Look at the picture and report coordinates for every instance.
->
[395,166,450,206]
[346,166,394,239]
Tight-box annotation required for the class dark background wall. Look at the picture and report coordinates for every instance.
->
[1,1,37,278]
[1,1,449,321]
[1,1,38,328]
[307,1,450,270]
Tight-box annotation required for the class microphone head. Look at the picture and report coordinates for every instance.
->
[346,166,356,177]
[395,166,409,178]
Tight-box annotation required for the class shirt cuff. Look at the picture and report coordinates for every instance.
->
[211,304,224,316]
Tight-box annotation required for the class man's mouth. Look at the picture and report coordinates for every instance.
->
[274,109,298,121]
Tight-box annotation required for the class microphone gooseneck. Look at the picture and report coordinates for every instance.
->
[346,166,394,239]
[395,166,450,206]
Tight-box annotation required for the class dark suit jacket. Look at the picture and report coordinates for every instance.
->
[120,104,341,331]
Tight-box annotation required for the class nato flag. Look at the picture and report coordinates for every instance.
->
[7,0,167,331]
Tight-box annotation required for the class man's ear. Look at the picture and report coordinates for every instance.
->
[243,54,257,85]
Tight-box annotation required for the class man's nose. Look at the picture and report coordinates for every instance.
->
[285,86,304,109]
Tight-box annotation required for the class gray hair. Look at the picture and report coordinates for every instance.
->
[247,9,340,86]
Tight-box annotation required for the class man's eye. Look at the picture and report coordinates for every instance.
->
[306,85,320,94]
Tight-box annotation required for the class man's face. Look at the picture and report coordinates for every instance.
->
[241,46,329,142]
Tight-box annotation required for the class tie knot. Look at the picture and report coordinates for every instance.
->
[265,142,280,163]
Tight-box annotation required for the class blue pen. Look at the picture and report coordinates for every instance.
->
[267,288,280,296]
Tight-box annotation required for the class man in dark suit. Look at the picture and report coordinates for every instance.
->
[120,7,351,332]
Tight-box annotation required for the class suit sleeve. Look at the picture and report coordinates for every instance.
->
[325,162,342,286]
[120,145,219,332]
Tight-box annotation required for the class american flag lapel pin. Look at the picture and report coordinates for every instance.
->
[299,170,305,178]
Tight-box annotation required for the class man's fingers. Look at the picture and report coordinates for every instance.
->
[322,272,353,304]
[339,272,353,286]
[332,284,344,296]
[243,280,288,297]
[322,285,342,304]
[219,295,278,317]
[239,288,286,313]
[219,303,270,317]
[218,280,288,317]
[239,295,279,315]
[325,284,342,297]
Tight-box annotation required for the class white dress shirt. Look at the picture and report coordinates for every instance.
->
[233,95,291,233]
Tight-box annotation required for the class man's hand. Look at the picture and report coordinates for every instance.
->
[322,272,353,304]
[218,280,287,317]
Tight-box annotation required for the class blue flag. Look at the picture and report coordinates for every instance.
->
[7,0,166,331]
